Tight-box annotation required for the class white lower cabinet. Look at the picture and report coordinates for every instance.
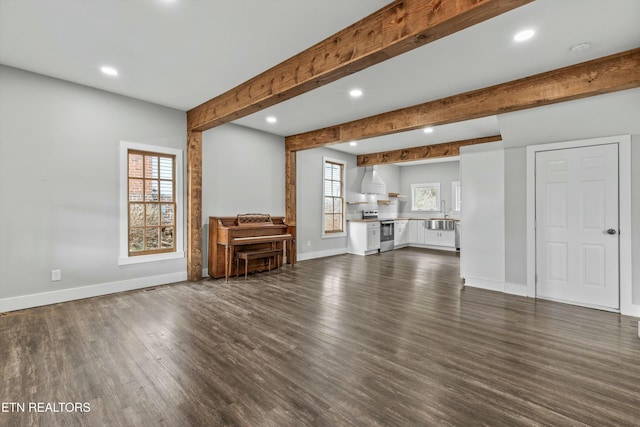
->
[425,230,455,247]
[394,220,408,247]
[348,221,380,256]
[366,223,380,252]
[408,220,419,244]
[409,220,426,244]
[408,220,456,250]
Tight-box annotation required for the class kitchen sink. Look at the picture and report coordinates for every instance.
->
[425,219,455,230]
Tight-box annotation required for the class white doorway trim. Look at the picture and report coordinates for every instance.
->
[526,135,636,316]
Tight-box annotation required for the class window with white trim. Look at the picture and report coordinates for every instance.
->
[127,150,176,255]
[119,141,184,265]
[323,158,345,235]
[411,182,440,211]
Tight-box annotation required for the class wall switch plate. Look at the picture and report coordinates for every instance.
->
[51,269,61,281]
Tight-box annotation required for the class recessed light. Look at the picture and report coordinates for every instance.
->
[423,127,434,134]
[100,66,118,76]
[514,29,535,42]
[349,141,358,147]
[349,88,363,98]
[570,42,591,53]
[266,116,277,124]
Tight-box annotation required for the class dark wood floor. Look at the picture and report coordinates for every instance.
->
[1,248,639,426]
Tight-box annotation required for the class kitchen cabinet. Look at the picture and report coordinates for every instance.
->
[348,221,380,256]
[425,230,455,247]
[394,220,408,247]
[367,223,380,252]
[409,219,426,244]
[408,219,456,250]
[408,220,423,244]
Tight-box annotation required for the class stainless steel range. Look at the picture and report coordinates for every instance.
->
[379,220,394,252]
[362,210,379,220]
[362,210,394,253]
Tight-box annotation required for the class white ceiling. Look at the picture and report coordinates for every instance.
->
[1,0,639,160]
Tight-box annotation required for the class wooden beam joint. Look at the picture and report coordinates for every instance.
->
[286,48,640,151]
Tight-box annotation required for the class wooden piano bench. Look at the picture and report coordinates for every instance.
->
[235,249,282,280]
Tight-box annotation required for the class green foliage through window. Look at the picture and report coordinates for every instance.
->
[411,182,440,211]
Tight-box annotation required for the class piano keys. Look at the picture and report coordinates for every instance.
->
[208,214,294,280]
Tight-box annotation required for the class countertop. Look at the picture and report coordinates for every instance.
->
[348,217,459,222]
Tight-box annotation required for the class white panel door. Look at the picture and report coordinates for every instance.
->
[535,144,619,309]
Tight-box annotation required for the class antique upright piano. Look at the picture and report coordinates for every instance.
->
[208,214,294,280]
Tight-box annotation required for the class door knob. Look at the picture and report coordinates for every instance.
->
[606,229,617,235]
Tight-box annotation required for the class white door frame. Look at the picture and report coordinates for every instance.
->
[526,135,635,316]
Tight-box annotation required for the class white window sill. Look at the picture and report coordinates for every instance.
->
[322,232,347,239]
[118,251,185,266]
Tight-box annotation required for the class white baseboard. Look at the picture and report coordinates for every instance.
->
[408,243,457,252]
[0,271,187,313]
[297,247,347,261]
[621,304,640,318]
[464,277,505,293]
[464,278,529,298]
[505,282,528,297]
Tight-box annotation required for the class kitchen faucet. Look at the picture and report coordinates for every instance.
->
[441,200,447,219]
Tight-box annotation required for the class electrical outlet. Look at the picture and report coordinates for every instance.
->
[306,240,311,246]
[51,269,61,281]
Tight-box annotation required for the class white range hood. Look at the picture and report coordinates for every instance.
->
[360,165,387,194]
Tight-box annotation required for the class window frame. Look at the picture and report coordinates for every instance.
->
[411,182,441,212]
[119,141,184,265]
[451,181,461,212]
[322,157,346,238]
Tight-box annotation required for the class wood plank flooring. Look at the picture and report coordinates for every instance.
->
[1,248,639,426]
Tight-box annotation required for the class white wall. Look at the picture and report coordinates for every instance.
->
[495,89,640,314]
[459,143,506,291]
[201,123,285,269]
[633,138,640,307]
[0,66,187,311]
[504,147,527,288]
[399,160,460,218]
[296,148,406,260]
[296,147,356,260]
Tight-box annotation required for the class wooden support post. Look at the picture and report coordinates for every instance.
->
[285,148,297,265]
[187,130,203,281]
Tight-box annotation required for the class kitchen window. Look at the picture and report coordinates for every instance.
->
[323,157,345,235]
[411,182,440,211]
[119,141,184,265]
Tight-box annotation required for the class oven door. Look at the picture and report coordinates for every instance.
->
[379,221,394,252]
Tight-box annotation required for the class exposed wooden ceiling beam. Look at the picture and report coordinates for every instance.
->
[186,0,534,132]
[357,135,501,166]
[286,48,640,151]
